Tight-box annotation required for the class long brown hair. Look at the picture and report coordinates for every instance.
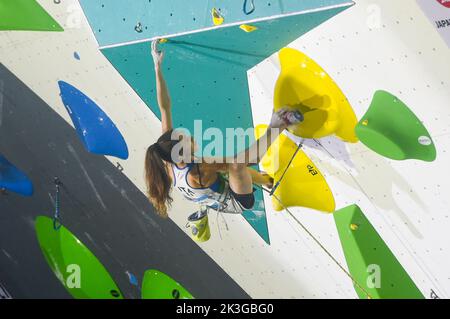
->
[145,129,180,218]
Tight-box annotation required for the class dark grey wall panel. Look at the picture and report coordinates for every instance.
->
[0,64,249,299]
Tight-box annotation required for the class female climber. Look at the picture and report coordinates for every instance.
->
[145,41,303,218]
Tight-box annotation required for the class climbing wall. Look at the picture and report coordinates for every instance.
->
[79,0,353,245]
[78,0,353,47]
[249,0,450,298]
[1,0,450,299]
[0,0,248,299]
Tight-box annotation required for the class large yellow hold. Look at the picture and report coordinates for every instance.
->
[255,125,335,213]
[274,48,359,143]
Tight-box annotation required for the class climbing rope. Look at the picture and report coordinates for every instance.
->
[251,135,372,298]
[270,139,304,196]
[259,185,373,299]
[311,138,446,297]
[243,0,256,15]
[53,177,62,230]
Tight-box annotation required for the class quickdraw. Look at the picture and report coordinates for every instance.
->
[53,177,63,230]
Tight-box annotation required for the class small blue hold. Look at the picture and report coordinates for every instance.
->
[0,155,34,197]
[74,52,81,60]
[126,271,139,287]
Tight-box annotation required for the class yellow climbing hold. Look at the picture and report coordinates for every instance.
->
[274,48,359,143]
[158,38,168,44]
[362,119,369,126]
[211,8,224,26]
[255,125,336,213]
[350,223,359,231]
[240,24,258,32]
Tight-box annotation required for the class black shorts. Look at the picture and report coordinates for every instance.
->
[229,188,255,210]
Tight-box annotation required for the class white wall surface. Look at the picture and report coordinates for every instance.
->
[1,0,449,298]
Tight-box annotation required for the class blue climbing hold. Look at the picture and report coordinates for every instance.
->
[0,155,34,196]
[126,271,139,287]
[58,81,129,160]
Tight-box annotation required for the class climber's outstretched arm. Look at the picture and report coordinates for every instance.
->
[152,41,173,134]
[201,109,298,166]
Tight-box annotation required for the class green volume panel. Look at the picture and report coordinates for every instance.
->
[355,90,436,162]
[141,269,194,299]
[0,0,63,31]
[35,216,123,299]
[333,205,424,299]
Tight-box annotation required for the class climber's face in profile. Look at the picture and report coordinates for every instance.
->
[171,130,198,162]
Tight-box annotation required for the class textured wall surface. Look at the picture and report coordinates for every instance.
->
[79,0,352,47]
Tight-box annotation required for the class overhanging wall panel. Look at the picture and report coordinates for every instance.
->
[79,0,353,47]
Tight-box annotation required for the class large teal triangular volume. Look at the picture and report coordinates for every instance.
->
[101,6,352,140]
[78,1,353,244]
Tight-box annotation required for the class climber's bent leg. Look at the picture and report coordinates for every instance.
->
[227,163,255,210]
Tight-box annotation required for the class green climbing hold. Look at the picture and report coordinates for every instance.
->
[35,216,123,299]
[355,90,436,162]
[0,0,63,31]
[333,205,424,299]
[141,269,194,299]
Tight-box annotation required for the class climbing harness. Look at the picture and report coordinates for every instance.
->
[243,0,256,15]
[184,165,245,242]
[53,177,62,230]
[185,165,233,242]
